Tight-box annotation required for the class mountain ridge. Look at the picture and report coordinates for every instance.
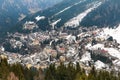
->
[16,0,120,33]
[0,0,63,32]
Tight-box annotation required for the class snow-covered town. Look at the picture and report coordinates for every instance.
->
[1,23,120,72]
[1,0,120,80]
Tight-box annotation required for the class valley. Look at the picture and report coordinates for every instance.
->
[0,0,120,80]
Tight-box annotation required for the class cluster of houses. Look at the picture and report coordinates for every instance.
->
[0,26,120,72]
[23,21,38,30]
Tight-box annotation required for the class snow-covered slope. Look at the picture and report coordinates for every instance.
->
[64,1,102,28]
[101,25,120,44]
[19,0,106,31]
[15,0,120,32]
[81,0,120,27]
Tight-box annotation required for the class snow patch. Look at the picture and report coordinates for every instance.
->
[113,60,120,67]
[35,16,45,21]
[53,0,86,17]
[53,6,72,17]
[51,19,61,29]
[0,46,5,51]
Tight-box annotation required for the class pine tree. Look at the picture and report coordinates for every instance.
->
[0,59,10,80]
[45,68,55,80]
[34,68,44,80]
[11,63,25,80]
[7,72,19,80]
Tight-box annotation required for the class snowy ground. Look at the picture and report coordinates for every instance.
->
[100,24,120,44]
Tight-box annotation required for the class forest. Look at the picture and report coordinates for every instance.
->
[0,58,120,80]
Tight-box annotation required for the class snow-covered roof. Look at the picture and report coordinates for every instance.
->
[86,43,104,50]
[86,43,120,59]
[80,52,91,62]
[94,60,106,69]
[104,48,120,59]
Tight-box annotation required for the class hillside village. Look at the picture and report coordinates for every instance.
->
[1,0,120,80]
[0,23,120,72]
